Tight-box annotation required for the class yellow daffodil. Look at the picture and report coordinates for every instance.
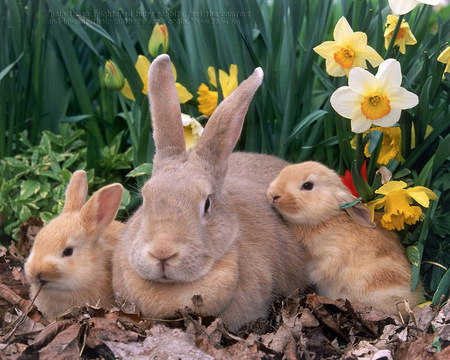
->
[313,17,383,77]
[388,0,440,15]
[181,114,204,151]
[437,46,450,79]
[121,55,192,103]
[384,15,417,54]
[197,65,238,116]
[365,127,403,165]
[148,23,169,58]
[330,59,419,133]
[367,181,437,231]
[351,124,433,165]
[104,60,125,90]
[197,84,218,117]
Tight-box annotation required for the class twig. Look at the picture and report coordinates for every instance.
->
[0,283,43,344]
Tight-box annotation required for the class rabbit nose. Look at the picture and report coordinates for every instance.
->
[268,192,281,203]
[36,272,47,285]
[149,251,177,263]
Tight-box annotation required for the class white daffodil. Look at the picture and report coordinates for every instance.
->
[181,114,204,151]
[330,59,419,133]
[313,17,383,77]
[388,0,440,16]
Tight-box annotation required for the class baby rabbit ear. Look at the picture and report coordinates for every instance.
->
[147,54,186,168]
[195,68,264,175]
[345,204,376,228]
[80,183,123,235]
[62,170,88,213]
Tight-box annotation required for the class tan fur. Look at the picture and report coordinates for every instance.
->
[25,171,124,319]
[112,55,308,331]
[267,161,423,316]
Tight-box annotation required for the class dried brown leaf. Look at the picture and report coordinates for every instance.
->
[38,323,85,360]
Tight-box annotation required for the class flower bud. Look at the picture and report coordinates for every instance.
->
[148,23,169,58]
[104,60,125,90]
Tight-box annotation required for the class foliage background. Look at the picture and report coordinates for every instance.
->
[1,0,449,304]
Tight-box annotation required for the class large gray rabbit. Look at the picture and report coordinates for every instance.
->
[113,55,308,331]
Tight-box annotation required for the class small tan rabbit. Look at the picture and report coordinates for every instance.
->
[112,55,308,332]
[25,170,124,319]
[267,161,423,316]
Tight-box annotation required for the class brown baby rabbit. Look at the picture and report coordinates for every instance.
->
[112,55,308,331]
[25,170,124,319]
[267,161,423,316]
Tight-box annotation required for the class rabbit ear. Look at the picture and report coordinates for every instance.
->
[345,204,376,228]
[194,68,264,177]
[80,183,123,235]
[147,54,186,167]
[336,186,376,228]
[62,170,88,213]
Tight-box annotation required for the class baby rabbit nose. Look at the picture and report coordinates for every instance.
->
[268,192,281,203]
[36,273,47,285]
[148,250,177,263]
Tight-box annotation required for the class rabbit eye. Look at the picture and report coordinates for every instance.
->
[62,247,73,257]
[301,182,314,191]
[204,197,211,214]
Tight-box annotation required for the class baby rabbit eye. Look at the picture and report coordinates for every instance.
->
[204,197,211,214]
[62,247,73,257]
[301,182,314,191]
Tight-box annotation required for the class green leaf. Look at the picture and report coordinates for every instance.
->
[19,205,32,223]
[432,268,450,306]
[40,212,55,224]
[339,197,362,210]
[126,163,153,178]
[76,15,116,44]
[415,76,432,145]
[121,187,131,208]
[407,245,421,267]
[283,110,328,147]
[20,180,41,199]
[367,130,382,155]
[432,133,450,175]
[351,162,373,202]
[0,51,24,82]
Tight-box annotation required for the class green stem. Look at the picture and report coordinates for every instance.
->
[385,15,404,59]
[119,95,139,152]
[355,132,364,170]
[30,0,45,144]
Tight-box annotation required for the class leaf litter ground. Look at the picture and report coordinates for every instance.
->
[0,220,448,359]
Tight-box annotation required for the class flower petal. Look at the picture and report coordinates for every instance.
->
[417,0,440,5]
[171,62,177,81]
[437,47,450,63]
[220,64,238,98]
[325,59,347,77]
[365,45,384,68]
[348,67,378,95]
[121,79,135,101]
[375,180,407,195]
[334,17,353,43]
[407,187,437,207]
[366,198,386,221]
[330,87,363,119]
[207,66,218,89]
[313,41,342,61]
[388,0,418,15]
[372,108,402,128]
[387,87,419,109]
[377,59,402,90]
[351,112,372,133]
[347,32,367,53]
[135,55,151,94]
[176,83,193,103]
